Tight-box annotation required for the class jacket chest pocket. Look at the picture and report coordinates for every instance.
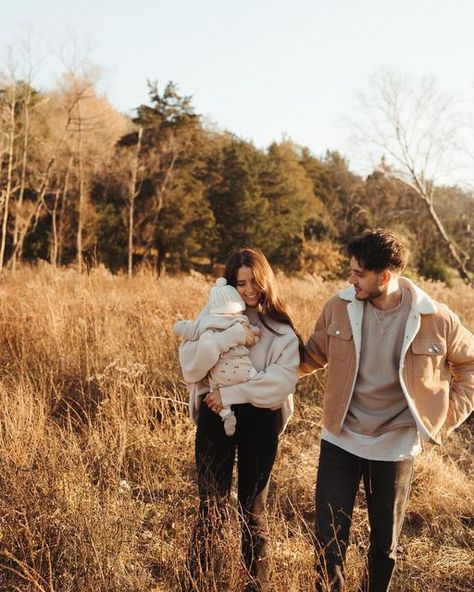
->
[411,338,446,378]
[327,322,353,361]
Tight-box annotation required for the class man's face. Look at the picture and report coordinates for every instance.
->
[349,256,386,301]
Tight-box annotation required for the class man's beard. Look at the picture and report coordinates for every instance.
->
[355,285,384,301]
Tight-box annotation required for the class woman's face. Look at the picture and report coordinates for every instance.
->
[236,266,261,308]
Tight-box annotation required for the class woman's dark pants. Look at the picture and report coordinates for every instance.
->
[314,440,414,592]
[187,401,279,592]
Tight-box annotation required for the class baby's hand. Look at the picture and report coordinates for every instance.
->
[250,324,260,343]
[242,324,258,347]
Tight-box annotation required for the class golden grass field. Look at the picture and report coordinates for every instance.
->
[0,265,472,591]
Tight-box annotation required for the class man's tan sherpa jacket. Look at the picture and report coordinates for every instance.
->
[302,278,474,444]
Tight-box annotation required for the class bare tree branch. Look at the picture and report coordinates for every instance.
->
[350,68,472,284]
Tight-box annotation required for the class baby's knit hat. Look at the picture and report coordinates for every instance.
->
[209,277,245,314]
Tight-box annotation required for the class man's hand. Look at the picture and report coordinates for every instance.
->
[298,361,315,378]
[204,389,224,413]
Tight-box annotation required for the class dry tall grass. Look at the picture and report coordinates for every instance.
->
[0,264,472,591]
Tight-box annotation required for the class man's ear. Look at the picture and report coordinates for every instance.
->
[381,269,391,286]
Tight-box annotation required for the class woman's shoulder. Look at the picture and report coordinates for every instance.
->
[261,317,298,341]
[261,320,300,362]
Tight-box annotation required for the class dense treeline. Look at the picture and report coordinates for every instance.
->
[0,72,472,281]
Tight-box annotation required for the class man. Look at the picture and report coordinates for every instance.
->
[300,228,474,592]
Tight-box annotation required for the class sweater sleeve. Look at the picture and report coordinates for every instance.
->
[173,319,197,340]
[219,331,299,409]
[178,323,247,383]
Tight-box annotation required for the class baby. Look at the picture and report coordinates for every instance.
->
[173,277,259,436]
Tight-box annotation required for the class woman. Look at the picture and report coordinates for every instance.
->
[177,248,302,592]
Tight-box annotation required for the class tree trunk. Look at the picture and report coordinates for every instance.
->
[156,236,166,276]
[0,94,16,272]
[12,89,31,271]
[128,126,143,278]
[404,173,472,285]
[76,104,85,271]
[50,183,61,266]
[56,155,73,266]
[424,197,471,284]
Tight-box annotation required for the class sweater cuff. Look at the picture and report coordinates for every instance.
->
[219,383,247,407]
[214,323,246,352]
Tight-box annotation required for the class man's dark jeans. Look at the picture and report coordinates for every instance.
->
[186,400,279,592]
[314,439,414,592]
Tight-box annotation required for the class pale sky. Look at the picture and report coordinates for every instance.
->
[3,0,474,176]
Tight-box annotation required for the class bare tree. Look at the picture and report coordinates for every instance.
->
[55,40,102,271]
[0,35,127,271]
[0,83,16,272]
[51,67,127,270]
[351,68,471,284]
[50,154,73,266]
[0,38,89,271]
[73,90,88,271]
[8,84,80,268]
[127,126,143,278]
[0,35,49,271]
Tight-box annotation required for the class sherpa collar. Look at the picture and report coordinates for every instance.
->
[338,277,437,315]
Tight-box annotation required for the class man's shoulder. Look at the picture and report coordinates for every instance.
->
[311,293,351,329]
[423,296,456,319]
[323,292,351,313]
[403,278,459,324]
[434,301,457,319]
[421,300,461,331]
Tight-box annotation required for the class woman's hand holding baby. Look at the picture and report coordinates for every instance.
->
[204,389,223,413]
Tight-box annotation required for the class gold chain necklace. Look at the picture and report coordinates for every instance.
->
[371,308,386,335]
[369,290,404,336]
[370,292,403,335]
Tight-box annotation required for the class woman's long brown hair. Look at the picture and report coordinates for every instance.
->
[223,248,305,359]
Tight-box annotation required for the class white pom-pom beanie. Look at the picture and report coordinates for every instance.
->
[209,277,245,314]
